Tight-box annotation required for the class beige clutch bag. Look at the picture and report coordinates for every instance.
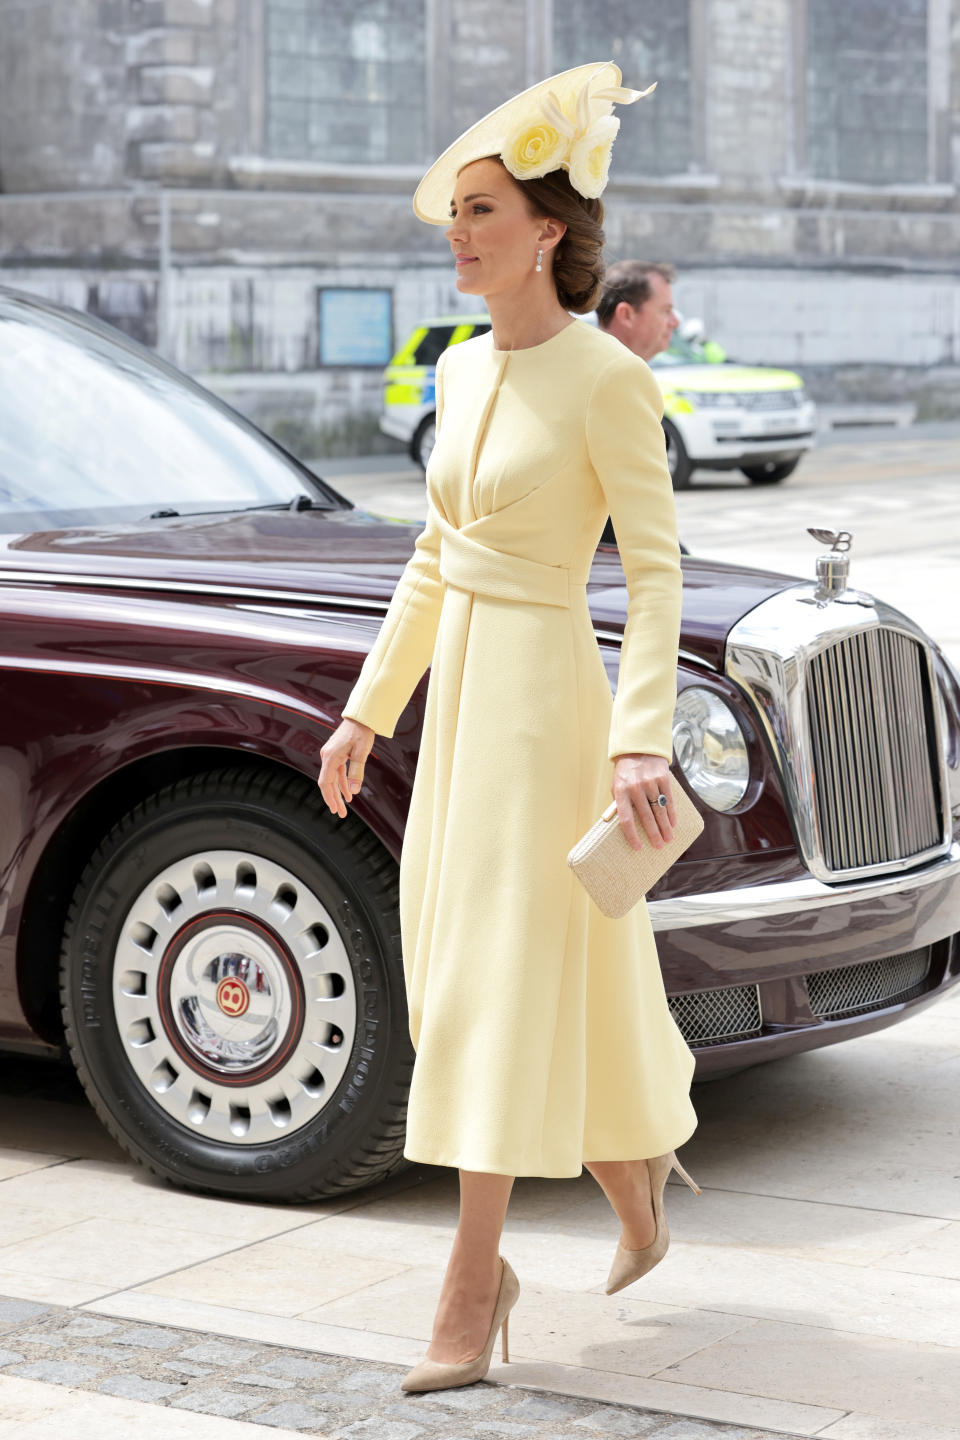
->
[566,783,704,918]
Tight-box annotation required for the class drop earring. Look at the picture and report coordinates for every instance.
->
[535,248,543,273]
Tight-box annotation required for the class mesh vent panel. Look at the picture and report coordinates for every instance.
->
[668,985,761,1047]
[807,948,932,1019]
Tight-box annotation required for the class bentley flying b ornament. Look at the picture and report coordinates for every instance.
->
[807,527,853,602]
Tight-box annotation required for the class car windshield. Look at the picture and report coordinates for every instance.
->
[650,336,712,368]
[0,294,345,531]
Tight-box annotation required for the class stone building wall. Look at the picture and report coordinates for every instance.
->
[0,0,245,192]
[0,0,958,453]
[705,0,792,192]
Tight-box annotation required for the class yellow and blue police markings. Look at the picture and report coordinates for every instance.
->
[380,316,489,463]
[652,353,817,486]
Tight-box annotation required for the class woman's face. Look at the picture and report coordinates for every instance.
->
[444,158,562,297]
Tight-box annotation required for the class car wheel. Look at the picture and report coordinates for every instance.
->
[663,419,693,490]
[741,457,801,485]
[412,415,437,471]
[60,766,413,1202]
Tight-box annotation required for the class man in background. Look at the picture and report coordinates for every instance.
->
[595,261,679,545]
[596,260,679,362]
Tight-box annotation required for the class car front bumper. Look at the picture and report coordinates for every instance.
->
[672,401,819,465]
[650,841,960,1073]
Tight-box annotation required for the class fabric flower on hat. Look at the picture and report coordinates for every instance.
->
[568,114,620,199]
[500,68,656,199]
[503,117,570,181]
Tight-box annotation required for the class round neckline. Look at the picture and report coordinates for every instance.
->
[490,320,580,355]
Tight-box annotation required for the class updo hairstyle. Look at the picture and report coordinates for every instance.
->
[496,159,606,314]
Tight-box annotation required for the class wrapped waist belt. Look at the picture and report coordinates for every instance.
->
[436,513,590,609]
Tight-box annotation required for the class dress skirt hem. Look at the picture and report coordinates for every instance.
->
[401,1110,699,1178]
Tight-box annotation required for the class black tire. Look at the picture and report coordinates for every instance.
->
[60,766,413,1203]
[741,457,801,485]
[412,414,437,471]
[663,419,694,490]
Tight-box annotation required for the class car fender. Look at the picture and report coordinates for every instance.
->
[0,587,417,1042]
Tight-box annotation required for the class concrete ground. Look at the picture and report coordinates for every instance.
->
[0,1279,784,1440]
[1,987,958,1439]
[2,424,959,1438]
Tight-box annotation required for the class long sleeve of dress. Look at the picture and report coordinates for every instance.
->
[585,350,683,763]
[340,353,449,737]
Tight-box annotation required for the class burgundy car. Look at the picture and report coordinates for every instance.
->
[2,287,959,1202]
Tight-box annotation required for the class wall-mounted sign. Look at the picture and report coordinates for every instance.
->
[318,288,393,367]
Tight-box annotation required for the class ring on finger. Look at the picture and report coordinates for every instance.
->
[649,792,668,809]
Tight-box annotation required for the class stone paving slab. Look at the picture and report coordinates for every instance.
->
[0,1295,802,1439]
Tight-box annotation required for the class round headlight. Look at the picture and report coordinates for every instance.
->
[935,685,956,771]
[673,687,750,812]
[934,651,960,771]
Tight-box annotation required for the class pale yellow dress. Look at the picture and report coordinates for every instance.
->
[342,318,698,1177]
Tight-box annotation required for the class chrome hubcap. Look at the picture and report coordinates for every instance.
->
[166,920,294,1073]
[113,851,357,1145]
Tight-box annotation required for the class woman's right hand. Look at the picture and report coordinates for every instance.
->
[318,717,375,818]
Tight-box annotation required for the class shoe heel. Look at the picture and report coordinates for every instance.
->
[500,1312,510,1364]
[671,1154,702,1195]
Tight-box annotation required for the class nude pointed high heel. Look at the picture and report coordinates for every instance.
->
[605,1151,702,1296]
[400,1255,520,1394]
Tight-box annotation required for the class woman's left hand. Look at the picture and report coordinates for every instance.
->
[611,754,677,852]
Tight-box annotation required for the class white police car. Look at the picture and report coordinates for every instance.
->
[381,314,817,487]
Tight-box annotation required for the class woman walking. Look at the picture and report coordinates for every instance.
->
[318,61,700,1394]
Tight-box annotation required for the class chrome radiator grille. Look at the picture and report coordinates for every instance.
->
[805,628,941,872]
[807,947,932,1020]
[668,984,761,1047]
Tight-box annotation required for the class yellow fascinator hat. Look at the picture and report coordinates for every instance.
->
[413,61,655,225]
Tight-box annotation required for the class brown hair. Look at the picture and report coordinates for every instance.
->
[596,260,677,326]
[497,161,606,314]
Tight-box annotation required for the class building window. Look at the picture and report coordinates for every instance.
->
[805,0,928,183]
[551,1,692,176]
[266,0,427,164]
